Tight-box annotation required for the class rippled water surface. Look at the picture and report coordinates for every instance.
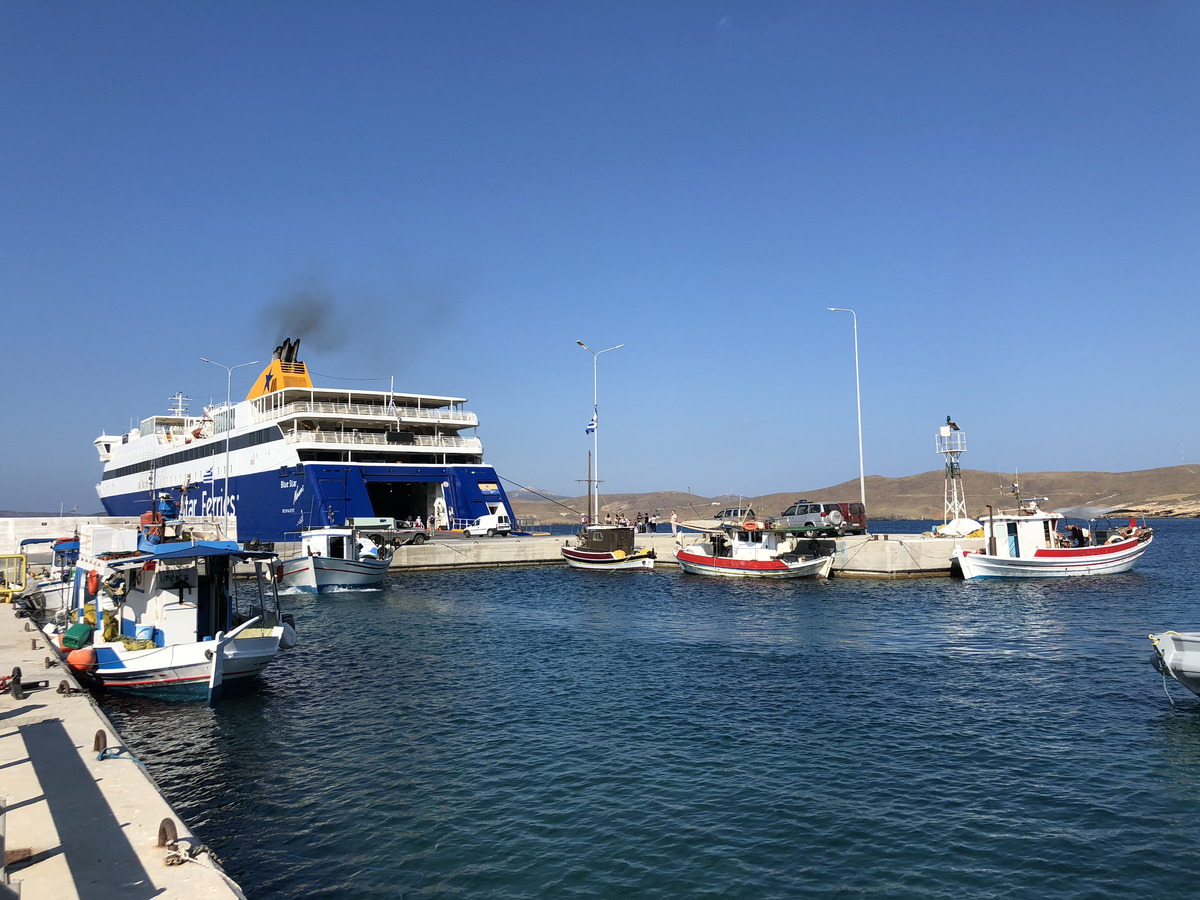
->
[102,521,1200,898]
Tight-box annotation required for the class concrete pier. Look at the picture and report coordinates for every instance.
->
[0,609,246,899]
[641,531,982,577]
[380,530,983,577]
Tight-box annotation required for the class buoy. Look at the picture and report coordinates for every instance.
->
[86,569,100,596]
[744,521,759,531]
[67,647,98,672]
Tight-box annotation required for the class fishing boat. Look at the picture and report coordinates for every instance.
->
[93,338,517,544]
[42,496,296,703]
[1150,631,1200,699]
[560,358,655,570]
[950,493,1153,580]
[674,522,834,579]
[279,526,392,592]
[562,525,655,570]
[19,536,79,612]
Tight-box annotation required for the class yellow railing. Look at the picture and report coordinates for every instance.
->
[0,555,28,603]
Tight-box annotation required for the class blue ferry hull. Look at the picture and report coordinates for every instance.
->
[100,463,513,545]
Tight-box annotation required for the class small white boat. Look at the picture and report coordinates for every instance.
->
[280,527,392,592]
[674,522,833,579]
[562,525,655,570]
[951,494,1153,580]
[43,501,296,703]
[1150,631,1200,698]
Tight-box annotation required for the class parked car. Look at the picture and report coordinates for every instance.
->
[834,501,868,535]
[345,517,430,546]
[776,500,862,536]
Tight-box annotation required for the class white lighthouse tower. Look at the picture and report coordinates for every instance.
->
[936,416,968,526]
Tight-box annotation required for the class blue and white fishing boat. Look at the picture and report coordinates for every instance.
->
[44,496,297,703]
[93,338,517,545]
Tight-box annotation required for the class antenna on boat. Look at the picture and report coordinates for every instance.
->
[168,392,191,417]
[936,417,968,524]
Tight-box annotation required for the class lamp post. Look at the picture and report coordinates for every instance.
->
[200,356,259,536]
[827,308,865,507]
[576,340,624,522]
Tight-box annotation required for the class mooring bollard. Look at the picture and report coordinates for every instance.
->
[157,817,178,847]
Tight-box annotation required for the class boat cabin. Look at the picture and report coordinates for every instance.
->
[297,527,382,562]
[576,525,638,555]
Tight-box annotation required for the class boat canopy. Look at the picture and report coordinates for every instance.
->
[110,540,277,568]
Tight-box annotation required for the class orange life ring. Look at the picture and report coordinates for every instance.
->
[86,569,100,596]
[744,521,759,531]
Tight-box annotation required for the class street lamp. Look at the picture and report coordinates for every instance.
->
[576,340,624,522]
[827,308,865,507]
[200,356,259,536]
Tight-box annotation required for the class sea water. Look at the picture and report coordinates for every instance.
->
[101,520,1200,898]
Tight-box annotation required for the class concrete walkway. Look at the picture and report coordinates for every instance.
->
[0,607,245,899]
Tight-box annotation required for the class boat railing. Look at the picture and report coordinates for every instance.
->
[251,398,478,428]
[280,430,483,452]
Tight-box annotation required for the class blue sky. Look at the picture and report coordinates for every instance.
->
[2,2,1197,511]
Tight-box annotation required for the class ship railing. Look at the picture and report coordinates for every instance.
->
[251,398,478,428]
[281,430,483,452]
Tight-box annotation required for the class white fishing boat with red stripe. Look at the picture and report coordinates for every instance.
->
[951,493,1153,580]
[674,521,834,579]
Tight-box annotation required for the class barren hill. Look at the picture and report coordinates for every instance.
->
[509,466,1200,524]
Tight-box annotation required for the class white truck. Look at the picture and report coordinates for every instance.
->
[462,513,511,537]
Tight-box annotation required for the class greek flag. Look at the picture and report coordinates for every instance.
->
[585,409,597,435]
[204,466,214,484]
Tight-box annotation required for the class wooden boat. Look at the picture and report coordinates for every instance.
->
[42,501,296,702]
[562,525,655,570]
[280,527,392,592]
[951,494,1153,580]
[674,522,833,579]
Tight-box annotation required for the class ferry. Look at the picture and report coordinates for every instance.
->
[94,339,517,545]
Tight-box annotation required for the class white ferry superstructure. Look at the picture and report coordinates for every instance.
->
[94,339,516,544]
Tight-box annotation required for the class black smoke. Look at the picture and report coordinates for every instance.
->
[257,285,349,353]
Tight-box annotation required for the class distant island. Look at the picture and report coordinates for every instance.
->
[507,465,1200,525]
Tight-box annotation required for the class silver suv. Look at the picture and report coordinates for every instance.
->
[776,500,845,535]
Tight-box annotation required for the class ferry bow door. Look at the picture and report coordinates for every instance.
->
[1006,523,1019,558]
[317,476,351,527]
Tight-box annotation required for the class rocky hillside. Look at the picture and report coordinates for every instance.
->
[509,466,1200,524]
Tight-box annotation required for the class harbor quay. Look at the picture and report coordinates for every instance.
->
[0,608,246,899]
[378,529,983,577]
[1,518,982,578]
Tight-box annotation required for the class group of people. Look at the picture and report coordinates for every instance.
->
[577,510,682,535]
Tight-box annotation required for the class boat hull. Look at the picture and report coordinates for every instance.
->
[80,630,282,699]
[281,555,390,592]
[1151,631,1200,698]
[673,549,833,579]
[954,533,1152,580]
[561,546,655,570]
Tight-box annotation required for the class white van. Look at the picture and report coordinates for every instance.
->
[463,513,511,537]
